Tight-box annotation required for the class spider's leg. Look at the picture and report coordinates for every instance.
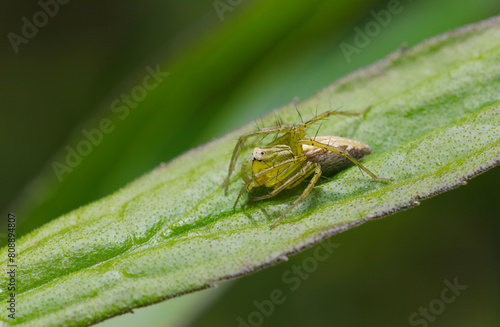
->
[266,133,291,147]
[241,158,252,183]
[233,155,307,208]
[266,111,368,152]
[269,163,322,229]
[299,106,372,129]
[360,105,372,117]
[245,161,316,204]
[298,140,393,182]
[223,125,295,194]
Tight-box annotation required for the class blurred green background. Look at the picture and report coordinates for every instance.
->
[1,0,498,326]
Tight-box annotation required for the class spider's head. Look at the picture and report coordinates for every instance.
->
[252,145,291,162]
[250,145,295,186]
[251,144,293,168]
[252,147,266,162]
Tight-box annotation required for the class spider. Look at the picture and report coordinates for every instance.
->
[222,109,392,228]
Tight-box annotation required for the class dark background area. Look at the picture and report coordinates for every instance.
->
[1,1,498,326]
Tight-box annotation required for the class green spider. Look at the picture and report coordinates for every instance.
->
[223,109,392,228]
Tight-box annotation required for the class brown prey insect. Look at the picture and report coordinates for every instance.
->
[223,109,392,228]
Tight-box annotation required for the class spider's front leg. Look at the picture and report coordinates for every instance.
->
[233,154,308,208]
[269,162,322,229]
[235,159,321,229]
[240,158,252,183]
[223,126,296,194]
[298,139,392,182]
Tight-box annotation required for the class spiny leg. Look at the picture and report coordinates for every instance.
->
[266,132,292,147]
[244,161,315,205]
[269,163,322,229]
[265,110,368,155]
[241,158,252,183]
[298,140,392,182]
[299,106,372,129]
[233,155,308,208]
[279,108,372,154]
[223,125,295,194]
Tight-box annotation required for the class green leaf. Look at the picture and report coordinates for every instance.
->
[2,15,500,327]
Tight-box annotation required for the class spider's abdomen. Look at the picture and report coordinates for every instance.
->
[303,136,372,175]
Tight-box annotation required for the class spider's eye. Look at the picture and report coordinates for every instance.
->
[261,152,264,155]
